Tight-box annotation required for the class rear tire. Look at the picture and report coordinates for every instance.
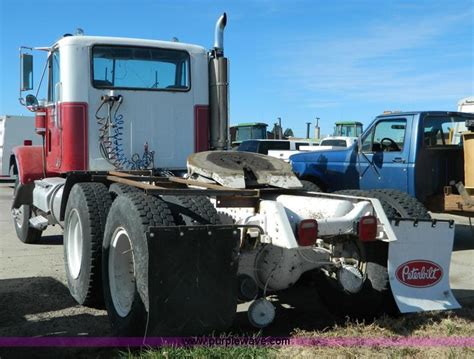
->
[12,177,42,244]
[369,189,430,219]
[333,189,398,218]
[102,192,175,336]
[109,183,141,200]
[165,195,221,225]
[63,182,112,308]
[315,239,397,319]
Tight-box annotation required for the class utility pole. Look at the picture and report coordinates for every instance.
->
[277,117,282,139]
[306,122,312,139]
[315,117,321,140]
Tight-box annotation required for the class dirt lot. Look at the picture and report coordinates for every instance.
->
[0,183,473,358]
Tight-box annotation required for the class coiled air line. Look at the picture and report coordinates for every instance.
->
[95,94,155,170]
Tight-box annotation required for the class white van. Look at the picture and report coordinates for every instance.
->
[0,115,38,179]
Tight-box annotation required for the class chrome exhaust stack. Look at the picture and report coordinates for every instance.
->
[213,13,227,57]
[209,13,229,150]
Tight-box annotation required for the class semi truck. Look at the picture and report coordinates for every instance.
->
[11,14,460,337]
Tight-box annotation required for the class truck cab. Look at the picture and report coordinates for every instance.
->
[291,111,472,204]
[18,34,212,184]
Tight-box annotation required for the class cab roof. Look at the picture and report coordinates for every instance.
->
[54,35,207,55]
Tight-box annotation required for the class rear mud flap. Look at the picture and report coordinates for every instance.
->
[145,225,240,336]
[388,219,461,313]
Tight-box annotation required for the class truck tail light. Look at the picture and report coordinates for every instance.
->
[297,219,318,246]
[358,215,377,242]
[24,140,32,146]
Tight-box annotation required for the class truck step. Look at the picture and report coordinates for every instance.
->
[29,215,49,230]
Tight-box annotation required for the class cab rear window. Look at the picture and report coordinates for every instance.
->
[92,45,190,91]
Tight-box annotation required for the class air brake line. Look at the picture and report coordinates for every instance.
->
[95,95,155,170]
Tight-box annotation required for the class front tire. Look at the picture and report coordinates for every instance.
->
[63,182,112,308]
[12,177,42,244]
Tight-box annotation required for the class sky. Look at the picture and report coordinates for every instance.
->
[0,0,473,137]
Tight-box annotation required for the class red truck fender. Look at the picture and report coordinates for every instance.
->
[12,145,46,185]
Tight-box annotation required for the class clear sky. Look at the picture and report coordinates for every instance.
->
[0,0,473,137]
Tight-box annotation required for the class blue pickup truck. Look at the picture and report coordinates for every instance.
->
[290,111,474,217]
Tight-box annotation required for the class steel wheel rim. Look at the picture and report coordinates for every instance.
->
[14,206,25,229]
[66,209,83,279]
[109,227,136,318]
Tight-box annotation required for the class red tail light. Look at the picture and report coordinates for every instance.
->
[359,215,377,242]
[297,219,318,246]
[24,140,32,146]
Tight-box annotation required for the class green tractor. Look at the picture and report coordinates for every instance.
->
[230,122,268,147]
[334,121,363,137]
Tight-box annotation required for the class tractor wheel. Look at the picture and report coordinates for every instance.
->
[314,237,397,320]
[12,176,42,244]
[368,189,430,219]
[63,182,112,308]
[102,192,175,336]
[109,183,141,200]
[300,180,322,192]
[333,189,398,218]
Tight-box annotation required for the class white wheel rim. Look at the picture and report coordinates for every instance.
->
[66,209,83,279]
[109,227,135,318]
[13,206,25,228]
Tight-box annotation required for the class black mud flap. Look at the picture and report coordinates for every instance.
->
[145,225,240,336]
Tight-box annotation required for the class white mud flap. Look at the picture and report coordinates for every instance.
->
[388,219,461,313]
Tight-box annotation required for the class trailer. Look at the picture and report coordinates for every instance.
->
[11,13,460,337]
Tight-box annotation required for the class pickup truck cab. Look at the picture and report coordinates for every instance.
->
[290,111,473,206]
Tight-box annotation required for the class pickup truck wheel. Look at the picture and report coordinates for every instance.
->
[369,189,430,219]
[300,180,322,192]
[315,238,397,320]
[12,176,42,244]
[64,182,112,308]
[102,192,175,336]
[333,189,398,218]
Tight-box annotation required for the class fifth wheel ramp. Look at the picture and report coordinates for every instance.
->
[187,150,302,189]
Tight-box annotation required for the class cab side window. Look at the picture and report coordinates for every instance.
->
[48,51,60,102]
[361,119,406,152]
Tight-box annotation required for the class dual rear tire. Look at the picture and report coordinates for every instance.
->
[102,192,221,336]
[63,182,221,335]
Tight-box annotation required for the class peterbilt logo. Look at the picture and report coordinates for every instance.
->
[396,260,443,288]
